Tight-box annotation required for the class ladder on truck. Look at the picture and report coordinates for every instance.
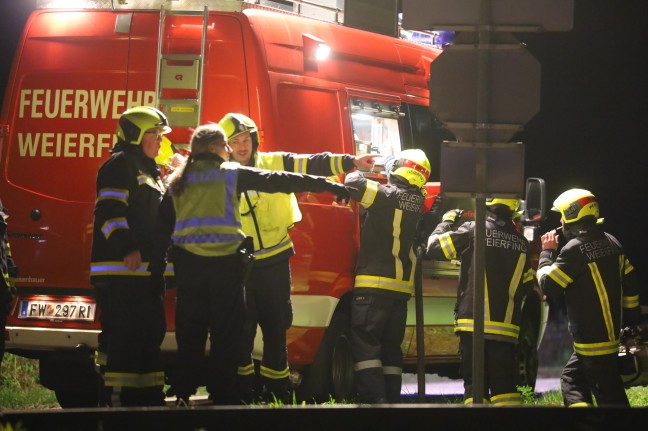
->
[155,5,209,150]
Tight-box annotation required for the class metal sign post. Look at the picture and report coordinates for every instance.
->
[403,0,573,404]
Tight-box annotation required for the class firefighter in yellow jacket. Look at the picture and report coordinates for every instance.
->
[166,123,350,405]
[218,113,375,402]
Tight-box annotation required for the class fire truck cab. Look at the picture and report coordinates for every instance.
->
[0,0,548,407]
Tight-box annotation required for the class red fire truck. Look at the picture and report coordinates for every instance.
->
[0,0,548,407]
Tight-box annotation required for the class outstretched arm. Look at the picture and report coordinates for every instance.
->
[282,152,376,176]
[236,165,349,203]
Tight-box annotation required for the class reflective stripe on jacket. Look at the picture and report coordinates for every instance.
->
[172,160,245,257]
[345,172,425,298]
[428,217,534,343]
[240,153,301,260]
[537,228,641,355]
[90,145,173,282]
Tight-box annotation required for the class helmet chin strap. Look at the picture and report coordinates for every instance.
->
[563,217,598,239]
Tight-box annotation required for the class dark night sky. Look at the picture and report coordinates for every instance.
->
[1,1,647,297]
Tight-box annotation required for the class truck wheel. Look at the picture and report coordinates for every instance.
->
[55,390,99,408]
[40,355,100,408]
[296,313,354,403]
[517,315,539,390]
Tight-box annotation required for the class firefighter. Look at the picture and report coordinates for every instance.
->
[537,189,641,407]
[346,149,430,404]
[217,113,375,403]
[90,106,175,407]
[0,199,18,369]
[426,198,534,406]
[166,123,350,406]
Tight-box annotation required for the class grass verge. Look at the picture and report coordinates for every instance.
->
[1,355,647,409]
[0,353,58,409]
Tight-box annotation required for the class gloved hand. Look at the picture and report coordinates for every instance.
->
[620,326,635,341]
[442,209,464,224]
[327,182,351,204]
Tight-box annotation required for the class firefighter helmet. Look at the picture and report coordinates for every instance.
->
[486,198,520,213]
[389,149,431,189]
[552,188,599,224]
[116,106,171,145]
[218,113,260,150]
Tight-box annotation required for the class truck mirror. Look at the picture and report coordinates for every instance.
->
[521,177,546,222]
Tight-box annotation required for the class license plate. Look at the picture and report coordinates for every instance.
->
[18,300,96,322]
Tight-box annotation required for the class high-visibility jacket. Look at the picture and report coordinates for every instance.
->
[537,227,641,356]
[241,152,356,265]
[345,172,426,298]
[171,160,246,257]
[427,215,535,343]
[90,144,174,282]
[170,152,349,256]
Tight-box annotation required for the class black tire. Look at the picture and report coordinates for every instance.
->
[55,389,100,408]
[517,315,539,390]
[296,313,354,403]
[40,354,101,408]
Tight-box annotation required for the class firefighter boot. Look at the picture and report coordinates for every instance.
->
[236,374,259,404]
[354,368,387,404]
[138,385,167,407]
[384,374,402,403]
[262,377,293,405]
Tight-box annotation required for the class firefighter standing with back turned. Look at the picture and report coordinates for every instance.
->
[426,198,534,405]
[537,188,641,406]
[166,123,350,406]
[217,113,375,403]
[90,106,175,407]
[346,149,430,404]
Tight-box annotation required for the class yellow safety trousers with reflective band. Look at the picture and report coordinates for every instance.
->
[463,397,490,405]
[237,363,255,377]
[260,364,290,380]
[172,161,245,257]
[104,371,165,388]
[240,153,302,260]
[490,392,522,406]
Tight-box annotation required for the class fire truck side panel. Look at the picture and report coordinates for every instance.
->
[3,11,132,296]
[1,5,455,402]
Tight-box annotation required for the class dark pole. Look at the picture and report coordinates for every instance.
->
[414,246,426,401]
[471,0,492,405]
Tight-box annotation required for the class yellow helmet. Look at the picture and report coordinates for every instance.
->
[116,106,171,145]
[389,149,431,189]
[551,188,599,224]
[218,113,259,149]
[486,198,520,213]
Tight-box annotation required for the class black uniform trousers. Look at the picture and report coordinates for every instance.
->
[238,259,293,401]
[350,292,408,403]
[458,332,518,403]
[94,277,166,407]
[173,247,245,405]
[561,350,629,407]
